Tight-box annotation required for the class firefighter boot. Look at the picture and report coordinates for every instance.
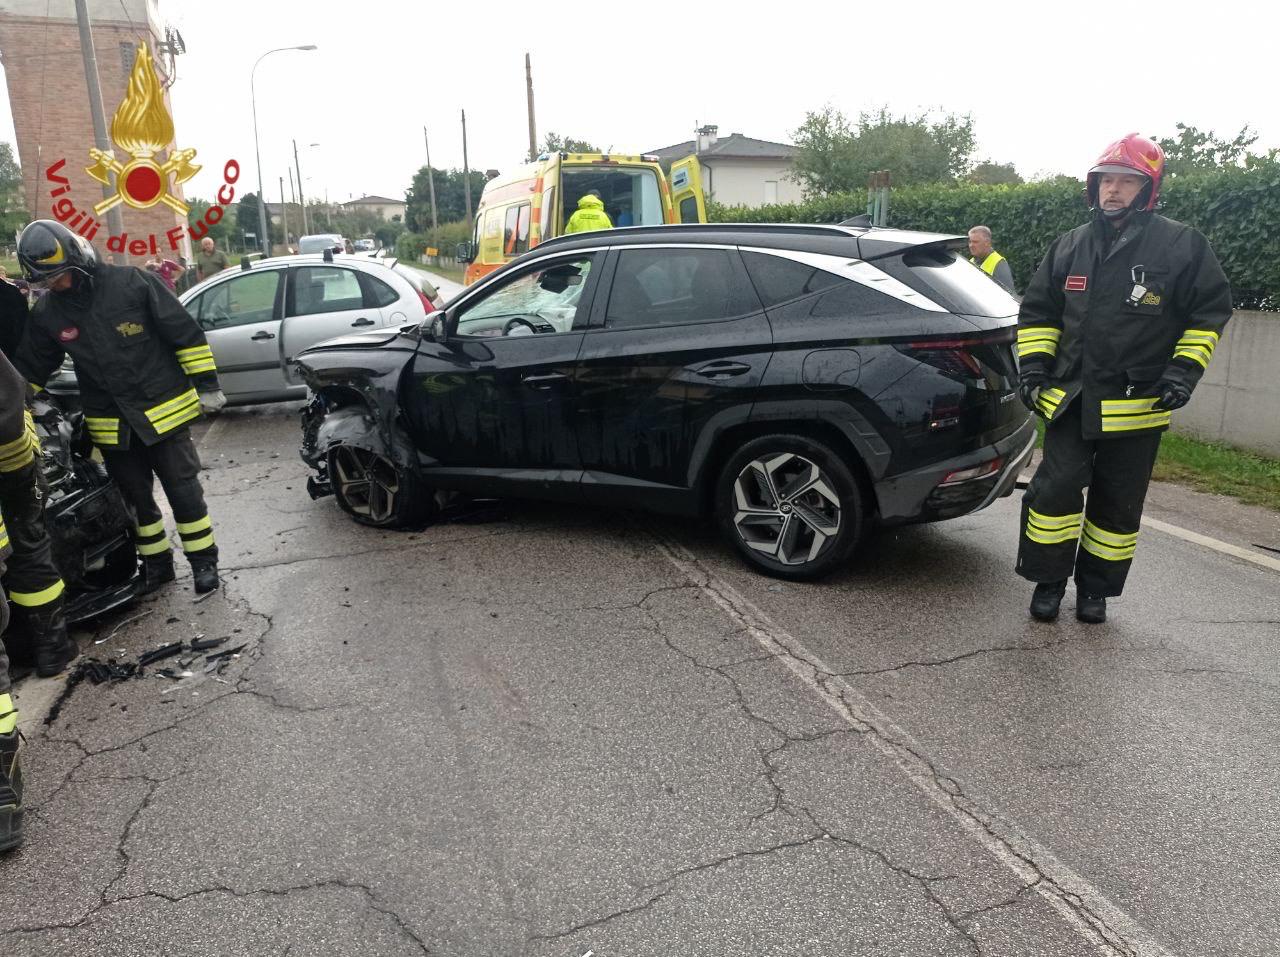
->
[138,553,176,596]
[1076,593,1107,624]
[190,556,219,595]
[0,713,23,853]
[1029,580,1067,622]
[24,597,77,678]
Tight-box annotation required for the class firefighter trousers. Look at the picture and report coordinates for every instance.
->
[1015,400,1162,598]
[0,463,67,657]
[101,427,217,565]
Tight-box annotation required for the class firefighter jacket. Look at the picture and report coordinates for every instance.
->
[564,194,613,234]
[0,349,33,564]
[1016,210,1232,440]
[16,264,220,449]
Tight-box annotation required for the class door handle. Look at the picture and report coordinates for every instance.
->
[695,361,751,379]
[351,317,376,327]
[251,330,276,341]
[520,372,568,390]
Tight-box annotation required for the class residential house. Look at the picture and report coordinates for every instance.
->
[340,195,408,221]
[648,126,802,207]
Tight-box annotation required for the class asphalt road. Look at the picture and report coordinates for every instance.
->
[0,401,1276,957]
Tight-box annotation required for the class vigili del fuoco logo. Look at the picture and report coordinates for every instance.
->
[43,43,239,257]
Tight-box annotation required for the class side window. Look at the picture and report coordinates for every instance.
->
[605,247,755,329]
[197,271,281,330]
[454,255,594,338]
[290,266,364,317]
[503,203,531,257]
[360,273,400,309]
[741,250,846,308]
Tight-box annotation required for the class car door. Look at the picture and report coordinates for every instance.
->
[573,244,771,499]
[279,265,387,383]
[186,268,286,400]
[403,251,601,494]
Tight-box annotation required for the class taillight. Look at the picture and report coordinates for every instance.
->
[896,328,1015,379]
[939,457,1002,486]
[417,290,436,314]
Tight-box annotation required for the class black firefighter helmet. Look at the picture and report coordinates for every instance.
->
[17,220,98,286]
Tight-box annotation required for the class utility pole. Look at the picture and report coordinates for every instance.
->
[279,176,289,249]
[288,167,296,204]
[293,138,310,235]
[461,109,473,236]
[73,0,125,252]
[525,53,537,162]
[422,126,439,235]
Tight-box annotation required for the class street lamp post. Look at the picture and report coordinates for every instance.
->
[251,44,317,256]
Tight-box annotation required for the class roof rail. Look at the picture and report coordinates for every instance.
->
[239,251,266,271]
[531,221,860,253]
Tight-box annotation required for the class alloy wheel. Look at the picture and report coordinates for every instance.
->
[331,446,401,523]
[732,452,842,565]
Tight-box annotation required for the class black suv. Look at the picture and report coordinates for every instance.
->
[296,224,1034,579]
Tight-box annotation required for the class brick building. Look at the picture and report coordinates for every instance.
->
[0,0,188,261]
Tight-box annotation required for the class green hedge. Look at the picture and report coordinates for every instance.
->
[709,167,1280,310]
[394,220,472,262]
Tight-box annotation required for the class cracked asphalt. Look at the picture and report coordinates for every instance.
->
[1,402,1277,956]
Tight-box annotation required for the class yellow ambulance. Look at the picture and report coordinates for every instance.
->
[459,152,706,285]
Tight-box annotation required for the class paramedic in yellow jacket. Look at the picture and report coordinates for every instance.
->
[564,191,613,234]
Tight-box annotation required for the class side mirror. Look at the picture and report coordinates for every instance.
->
[426,313,446,343]
[456,241,474,264]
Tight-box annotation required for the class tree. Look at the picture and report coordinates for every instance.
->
[790,106,976,197]
[537,132,602,157]
[0,143,26,243]
[236,192,280,246]
[405,167,488,230]
[967,160,1023,185]
[186,197,232,247]
[1156,123,1278,177]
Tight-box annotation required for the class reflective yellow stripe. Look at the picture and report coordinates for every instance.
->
[1172,346,1212,368]
[145,389,200,423]
[1035,387,1067,417]
[137,520,166,537]
[28,381,45,394]
[180,359,218,374]
[1025,508,1082,545]
[175,345,213,358]
[181,532,215,553]
[137,538,171,556]
[151,401,201,434]
[1101,412,1171,432]
[1017,326,1061,342]
[1017,326,1061,357]
[1082,519,1138,548]
[0,693,16,735]
[8,579,66,607]
[1080,520,1138,561]
[175,516,212,534]
[1102,397,1159,412]
[1173,329,1219,369]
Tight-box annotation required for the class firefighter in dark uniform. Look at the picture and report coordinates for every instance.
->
[1015,133,1232,623]
[0,271,77,679]
[0,349,34,851]
[16,221,226,595]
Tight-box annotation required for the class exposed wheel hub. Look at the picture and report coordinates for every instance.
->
[331,446,400,523]
[732,452,841,565]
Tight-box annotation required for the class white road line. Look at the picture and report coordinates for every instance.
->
[1142,515,1280,574]
[654,539,1177,957]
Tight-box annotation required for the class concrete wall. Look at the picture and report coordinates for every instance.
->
[1173,311,1280,457]
[703,158,803,208]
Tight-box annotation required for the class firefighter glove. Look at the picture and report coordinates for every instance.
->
[198,390,227,414]
[1152,379,1191,411]
[1018,370,1049,413]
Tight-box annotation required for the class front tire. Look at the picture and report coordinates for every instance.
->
[714,434,865,580]
[328,445,436,529]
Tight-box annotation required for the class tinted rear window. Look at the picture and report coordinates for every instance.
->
[876,246,1018,318]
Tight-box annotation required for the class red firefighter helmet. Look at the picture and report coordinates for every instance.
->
[1086,133,1165,212]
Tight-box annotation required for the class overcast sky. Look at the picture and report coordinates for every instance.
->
[2,0,1276,206]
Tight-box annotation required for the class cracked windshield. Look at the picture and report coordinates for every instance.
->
[0,1,1275,955]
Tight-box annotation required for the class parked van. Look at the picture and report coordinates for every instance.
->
[458,152,706,285]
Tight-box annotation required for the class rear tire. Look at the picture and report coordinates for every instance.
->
[328,444,437,529]
[714,434,865,580]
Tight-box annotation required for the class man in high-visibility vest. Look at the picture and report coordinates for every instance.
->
[968,226,1016,293]
[1015,133,1232,624]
